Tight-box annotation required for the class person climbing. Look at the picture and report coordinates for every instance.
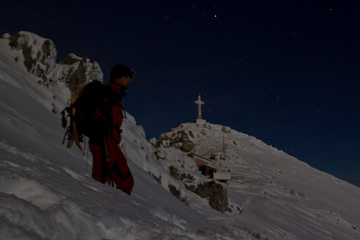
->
[88,64,135,195]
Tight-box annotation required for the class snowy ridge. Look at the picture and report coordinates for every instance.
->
[1,32,360,240]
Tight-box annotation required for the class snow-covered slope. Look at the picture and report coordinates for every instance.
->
[153,122,360,239]
[1,32,360,240]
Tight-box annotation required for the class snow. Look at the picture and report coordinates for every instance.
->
[1,32,360,240]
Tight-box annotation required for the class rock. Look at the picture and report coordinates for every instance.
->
[149,137,157,148]
[56,54,103,94]
[59,53,82,65]
[8,31,57,85]
[169,166,179,180]
[158,129,195,152]
[1,33,11,39]
[6,31,103,95]
[181,140,193,152]
[153,124,231,213]
[168,184,181,199]
[195,180,229,213]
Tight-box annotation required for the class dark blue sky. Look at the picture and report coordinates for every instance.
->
[1,1,360,186]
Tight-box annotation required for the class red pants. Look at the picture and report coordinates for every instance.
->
[90,137,134,195]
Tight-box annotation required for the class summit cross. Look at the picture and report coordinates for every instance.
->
[194,94,204,120]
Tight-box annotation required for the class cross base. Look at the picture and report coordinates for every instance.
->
[195,119,206,124]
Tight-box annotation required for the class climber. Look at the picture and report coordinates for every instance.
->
[88,64,135,195]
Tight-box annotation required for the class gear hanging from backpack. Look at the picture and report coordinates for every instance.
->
[62,91,83,151]
[61,80,109,151]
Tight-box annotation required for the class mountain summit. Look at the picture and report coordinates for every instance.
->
[151,121,360,239]
[1,32,360,240]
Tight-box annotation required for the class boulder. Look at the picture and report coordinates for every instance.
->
[195,180,229,213]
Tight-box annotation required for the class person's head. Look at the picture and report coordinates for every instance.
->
[110,64,135,89]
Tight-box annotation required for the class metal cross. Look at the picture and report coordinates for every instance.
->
[194,94,204,120]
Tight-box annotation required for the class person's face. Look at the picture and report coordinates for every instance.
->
[115,75,132,89]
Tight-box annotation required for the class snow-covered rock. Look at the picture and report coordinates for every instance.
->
[7,31,57,82]
[54,53,103,94]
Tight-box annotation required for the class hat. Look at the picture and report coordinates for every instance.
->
[110,64,135,82]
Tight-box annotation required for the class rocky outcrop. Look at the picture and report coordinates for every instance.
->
[157,128,195,152]
[55,53,103,94]
[168,165,228,213]
[194,181,229,213]
[2,31,103,97]
[154,145,230,213]
[8,31,57,85]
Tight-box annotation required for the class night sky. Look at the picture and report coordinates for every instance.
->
[1,1,360,186]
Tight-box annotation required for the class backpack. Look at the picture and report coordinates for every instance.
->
[62,80,109,150]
